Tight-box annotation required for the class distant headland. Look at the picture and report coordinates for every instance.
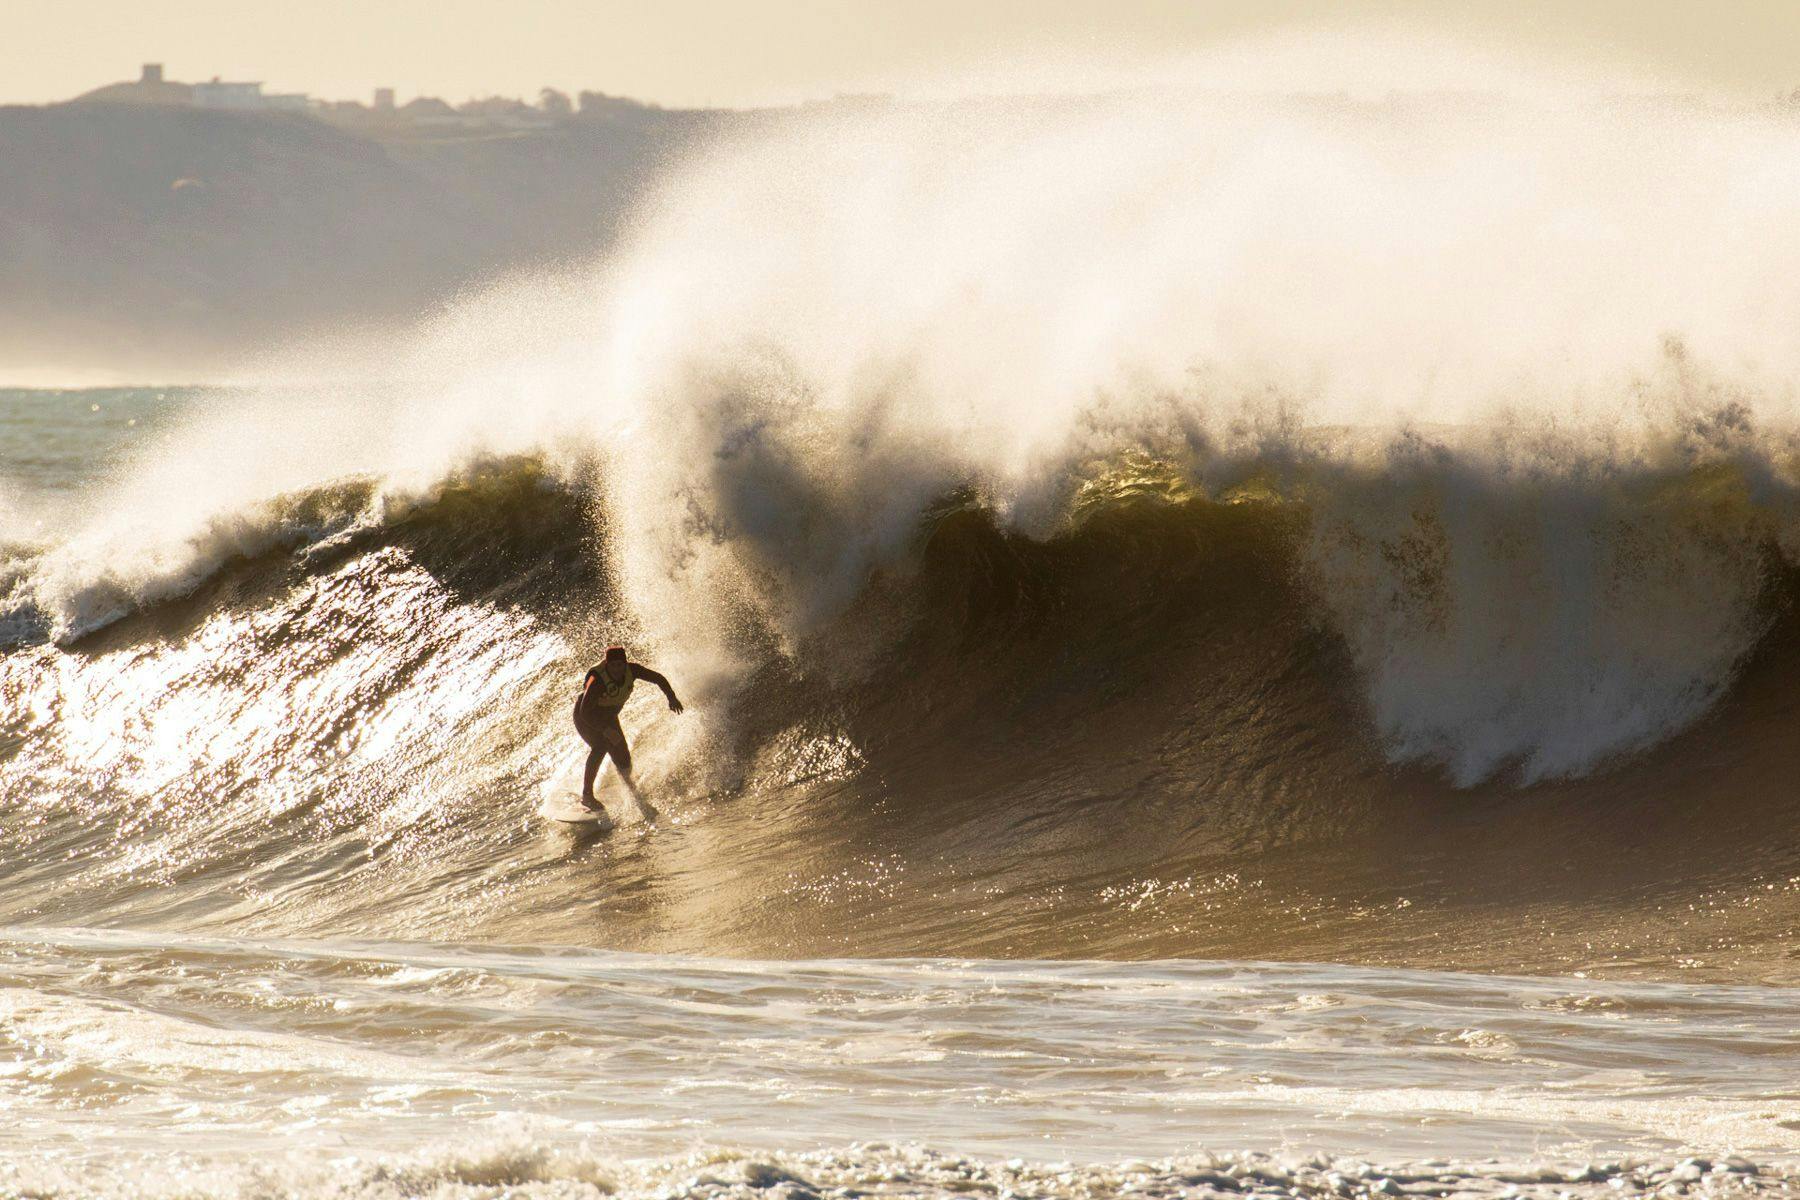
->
[0,66,769,382]
[70,62,891,129]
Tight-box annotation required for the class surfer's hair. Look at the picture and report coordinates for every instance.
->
[604,645,627,661]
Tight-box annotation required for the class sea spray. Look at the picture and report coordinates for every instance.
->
[15,51,1800,783]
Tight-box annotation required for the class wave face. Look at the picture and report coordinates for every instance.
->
[5,446,1800,975]
[8,50,1800,976]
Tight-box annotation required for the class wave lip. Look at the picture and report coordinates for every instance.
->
[7,447,1800,971]
[16,65,1800,969]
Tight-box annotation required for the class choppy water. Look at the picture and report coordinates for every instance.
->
[0,387,192,500]
[9,50,1800,1196]
[4,927,1797,1198]
[8,391,1795,1196]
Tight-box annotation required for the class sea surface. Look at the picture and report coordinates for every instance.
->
[4,924,1797,1199]
[4,374,1797,1196]
[7,69,1800,1196]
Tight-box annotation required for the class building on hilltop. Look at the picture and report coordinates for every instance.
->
[189,77,312,111]
[74,63,193,106]
[193,78,266,109]
[70,63,659,129]
[75,67,310,111]
[456,95,550,128]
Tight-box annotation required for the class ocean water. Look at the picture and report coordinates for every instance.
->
[3,385,1796,1200]
[7,48,1800,1196]
[4,925,1797,1198]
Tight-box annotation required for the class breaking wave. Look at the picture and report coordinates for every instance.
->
[8,46,1800,971]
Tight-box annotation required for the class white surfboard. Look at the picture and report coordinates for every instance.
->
[539,759,657,828]
[538,794,614,829]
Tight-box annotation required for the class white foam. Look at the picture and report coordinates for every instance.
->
[19,38,1800,780]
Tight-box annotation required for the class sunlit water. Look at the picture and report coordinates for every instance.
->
[3,926,1796,1198]
[0,388,198,498]
[5,378,1800,1195]
[11,56,1800,1191]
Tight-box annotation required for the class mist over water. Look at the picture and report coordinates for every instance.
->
[17,46,1800,768]
[6,36,1800,1197]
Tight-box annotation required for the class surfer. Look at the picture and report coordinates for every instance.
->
[574,646,683,809]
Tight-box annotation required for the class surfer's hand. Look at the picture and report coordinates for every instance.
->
[669,697,685,714]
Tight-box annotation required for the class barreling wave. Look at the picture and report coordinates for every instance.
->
[9,53,1800,974]
[5,419,1800,975]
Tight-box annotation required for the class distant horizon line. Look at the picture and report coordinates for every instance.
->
[25,61,911,115]
[29,59,1800,116]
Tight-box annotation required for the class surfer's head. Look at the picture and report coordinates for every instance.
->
[604,645,628,666]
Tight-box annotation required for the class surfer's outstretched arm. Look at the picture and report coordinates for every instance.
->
[630,663,684,713]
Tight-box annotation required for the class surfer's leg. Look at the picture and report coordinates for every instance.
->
[575,707,609,806]
[578,716,628,807]
[606,735,657,821]
[582,745,605,804]
[610,734,633,780]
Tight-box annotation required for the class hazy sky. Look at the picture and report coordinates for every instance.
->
[8,0,1800,108]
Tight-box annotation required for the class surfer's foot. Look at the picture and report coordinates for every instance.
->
[581,796,604,811]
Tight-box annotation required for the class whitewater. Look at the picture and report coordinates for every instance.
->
[3,38,1800,1198]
